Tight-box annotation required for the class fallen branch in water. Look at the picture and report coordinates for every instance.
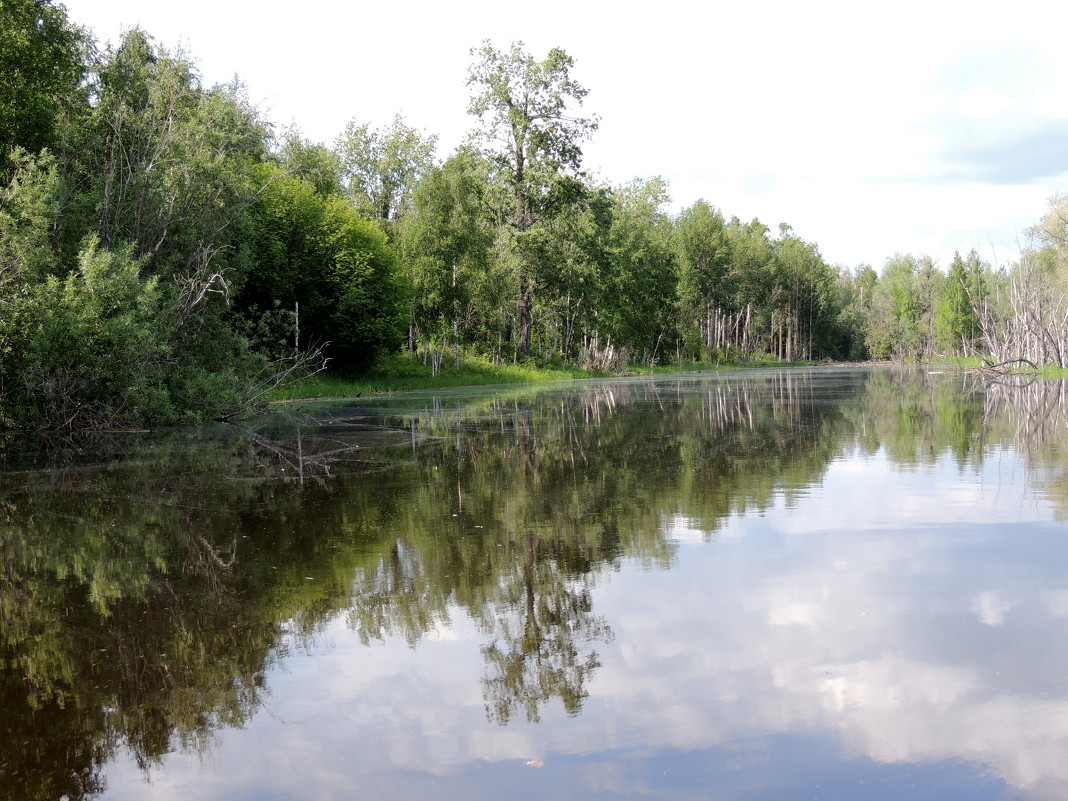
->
[217,344,331,421]
[976,357,1041,376]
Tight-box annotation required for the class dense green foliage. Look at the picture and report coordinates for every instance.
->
[0,0,87,179]
[1,8,1061,428]
[0,17,404,429]
[242,164,408,371]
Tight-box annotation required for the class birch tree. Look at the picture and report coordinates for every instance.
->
[467,41,597,358]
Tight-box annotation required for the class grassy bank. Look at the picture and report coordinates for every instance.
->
[930,355,985,370]
[270,354,610,401]
[649,357,818,374]
[269,352,840,403]
[274,355,1025,406]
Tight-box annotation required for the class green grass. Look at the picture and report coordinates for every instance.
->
[649,357,818,374]
[269,353,613,401]
[883,355,1063,374]
[924,355,1053,373]
[271,352,843,403]
[927,355,985,370]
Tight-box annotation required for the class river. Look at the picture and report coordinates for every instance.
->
[3,366,1067,800]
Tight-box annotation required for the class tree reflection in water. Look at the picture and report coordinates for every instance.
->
[478,529,612,724]
[5,367,1064,798]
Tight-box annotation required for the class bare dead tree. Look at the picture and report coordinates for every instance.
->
[170,244,230,338]
[965,250,1067,373]
[218,344,331,421]
[577,335,630,372]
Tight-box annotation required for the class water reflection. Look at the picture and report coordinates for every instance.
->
[2,367,1068,799]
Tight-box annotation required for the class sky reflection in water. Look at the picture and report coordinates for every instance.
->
[5,368,1068,801]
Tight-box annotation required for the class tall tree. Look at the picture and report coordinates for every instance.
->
[1,29,280,429]
[866,254,925,361]
[467,41,597,357]
[404,149,493,368]
[725,217,774,357]
[675,200,733,358]
[602,177,677,364]
[0,0,87,178]
[81,30,268,281]
[277,130,343,197]
[934,250,979,356]
[241,164,408,371]
[834,265,876,360]
[336,113,436,224]
[533,183,611,365]
[769,228,836,361]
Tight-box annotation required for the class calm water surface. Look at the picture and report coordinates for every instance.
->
[4,367,1068,800]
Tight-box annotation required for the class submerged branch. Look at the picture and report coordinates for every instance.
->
[217,345,330,422]
[977,357,1041,376]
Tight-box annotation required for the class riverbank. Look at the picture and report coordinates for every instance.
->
[270,354,1010,405]
[269,353,827,402]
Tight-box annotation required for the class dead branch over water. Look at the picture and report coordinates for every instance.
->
[972,250,1068,371]
[982,375,1068,455]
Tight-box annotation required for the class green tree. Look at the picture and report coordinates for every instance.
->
[336,113,437,224]
[242,165,408,371]
[467,41,598,358]
[866,254,928,361]
[533,182,611,365]
[404,149,493,369]
[81,30,268,281]
[0,0,87,178]
[834,264,876,360]
[1032,193,1068,252]
[724,217,774,357]
[675,200,733,359]
[277,129,343,197]
[0,148,60,290]
[0,150,255,429]
[768,228,839,360]
[58,30,279,423]
[14,239,176,429]
[934,250,980,356]
[602,177,677,363]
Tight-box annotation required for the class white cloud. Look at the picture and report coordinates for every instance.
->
[971,590,1020,626]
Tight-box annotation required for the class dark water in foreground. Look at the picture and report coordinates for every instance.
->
[4,367,1068,800]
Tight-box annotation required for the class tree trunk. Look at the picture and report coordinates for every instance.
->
[453,316,460,369]
[518,275,533,358]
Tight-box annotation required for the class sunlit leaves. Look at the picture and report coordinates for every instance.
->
[336,114,436,224]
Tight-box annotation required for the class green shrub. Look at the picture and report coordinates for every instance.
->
[10,240,173,428]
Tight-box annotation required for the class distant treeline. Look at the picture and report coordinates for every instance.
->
[2,1,1065,429]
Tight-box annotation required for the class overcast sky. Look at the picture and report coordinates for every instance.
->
[68,0,1068,271]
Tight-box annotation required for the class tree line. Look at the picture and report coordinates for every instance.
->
[1,1,1064,429]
